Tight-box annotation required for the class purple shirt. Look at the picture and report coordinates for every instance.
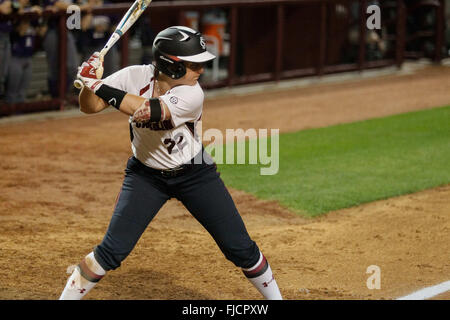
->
[44,0,73,29]
[0,0,13,33]
[11,28,35,57]
[42,0,58,7]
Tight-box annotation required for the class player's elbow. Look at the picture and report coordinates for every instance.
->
[79,89,105,114]
[79,99,96,114]
[79,100,105,114]
[80,105,96,114]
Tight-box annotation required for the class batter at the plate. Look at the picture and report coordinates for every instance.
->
[59,26,282,300]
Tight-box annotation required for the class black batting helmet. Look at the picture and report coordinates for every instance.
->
[152,26,216,79]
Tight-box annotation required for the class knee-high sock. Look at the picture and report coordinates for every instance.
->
[242,251,282,300]
[59,252,106,300]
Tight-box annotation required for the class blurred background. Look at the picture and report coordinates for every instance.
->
[0,0,449,116]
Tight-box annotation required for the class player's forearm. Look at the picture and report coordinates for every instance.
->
[91,83,171,120]
[120,94,172,122]
[79,87,108,114]
[117,94,147,116]
[79,82,145,115]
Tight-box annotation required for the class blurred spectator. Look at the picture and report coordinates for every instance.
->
[42,0,91,98]
[405,0,445,59]
[78,0,119,77]
[366,29,387,61]
[5,0,45,104]
[0,0,13,100]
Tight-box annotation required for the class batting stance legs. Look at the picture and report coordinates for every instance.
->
[59,156,282,300]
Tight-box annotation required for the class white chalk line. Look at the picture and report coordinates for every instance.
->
[396,280,450,300]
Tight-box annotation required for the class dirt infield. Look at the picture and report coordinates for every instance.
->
[0,64,449,300]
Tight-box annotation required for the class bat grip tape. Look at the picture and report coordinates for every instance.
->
[95,84,127,110]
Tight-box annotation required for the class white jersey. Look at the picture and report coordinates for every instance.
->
[103,64,203,170]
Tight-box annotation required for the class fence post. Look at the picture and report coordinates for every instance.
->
[227,5,237,87]
[359,0,367,70]
[396,0,405,68]
[318,2,326,75]
[275,4,284,82]
[58,11,67,110]
[434,0,444,62]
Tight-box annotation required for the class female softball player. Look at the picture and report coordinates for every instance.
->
[59,26,282,300]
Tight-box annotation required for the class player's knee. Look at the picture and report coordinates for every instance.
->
[221,241,260,269]
[92,211,146,271]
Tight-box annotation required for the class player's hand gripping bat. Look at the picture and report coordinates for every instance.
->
[74,0,153,89]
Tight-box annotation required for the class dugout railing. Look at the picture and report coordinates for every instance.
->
[0,0,447,116]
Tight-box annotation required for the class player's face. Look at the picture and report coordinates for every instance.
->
[183,62,205,85]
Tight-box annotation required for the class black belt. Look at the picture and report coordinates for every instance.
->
[156,163,196,178]
[132,156,198,178]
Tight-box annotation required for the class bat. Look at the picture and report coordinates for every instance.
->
[74,0,153,89]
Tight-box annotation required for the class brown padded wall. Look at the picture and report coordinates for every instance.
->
[282,3,322,71]
[236,7,278,76]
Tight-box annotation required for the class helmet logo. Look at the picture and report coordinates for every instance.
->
[153,36,172,46]
[179,31,190,41]
[200,37,206,49]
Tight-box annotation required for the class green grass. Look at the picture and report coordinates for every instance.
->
[211,106,450,217]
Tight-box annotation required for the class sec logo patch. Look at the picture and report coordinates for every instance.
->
[170,96,179,104]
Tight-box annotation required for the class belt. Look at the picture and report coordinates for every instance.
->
[132,157,197,178]
[157,163,195,178]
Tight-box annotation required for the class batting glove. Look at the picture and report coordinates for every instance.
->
[77,73,104,93]
[77,52,104,92]
[79,52,103,77]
